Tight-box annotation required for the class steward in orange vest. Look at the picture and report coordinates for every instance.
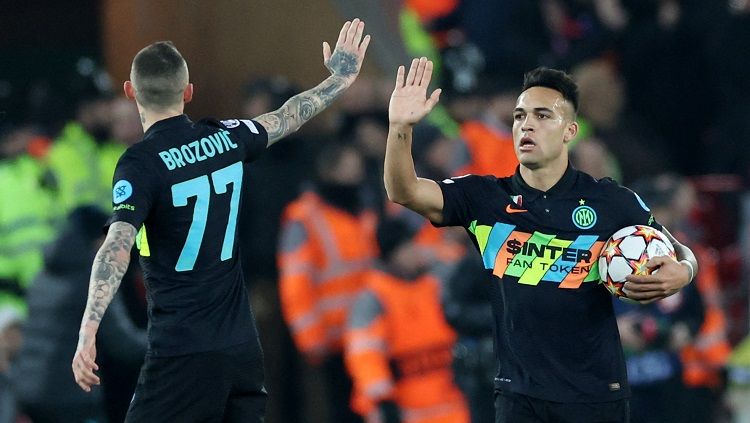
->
[278,144,378,365]
[453,78,520,178]
[345,217,469,423]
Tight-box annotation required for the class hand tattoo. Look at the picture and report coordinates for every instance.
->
[326,50,359,78]
[83,222,136,326]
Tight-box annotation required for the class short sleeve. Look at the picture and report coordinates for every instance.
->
[219,118,268,162]
[105,150,157,231]
[434,174,492,228]
[617,186,663,231]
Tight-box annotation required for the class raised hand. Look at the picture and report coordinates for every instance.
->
[389,57,441,126]
[323,18,370,83]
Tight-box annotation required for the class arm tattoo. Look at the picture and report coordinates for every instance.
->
[255,74,350,146]
[83,222,136,326]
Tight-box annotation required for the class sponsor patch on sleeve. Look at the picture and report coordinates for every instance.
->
[113,180,133,204]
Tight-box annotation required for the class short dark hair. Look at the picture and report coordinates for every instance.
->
[522,67,579,114]
[131,41,188,109]
[314,141,359,180]
[376,216,417,261]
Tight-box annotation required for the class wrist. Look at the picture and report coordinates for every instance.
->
[679,259,695,283]
[389,122,414,131]
[330,74,354,87]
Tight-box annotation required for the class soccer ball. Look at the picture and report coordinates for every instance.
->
[598,225,676,301]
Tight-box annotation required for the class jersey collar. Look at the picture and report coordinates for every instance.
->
[144,114,192,138]
[510,163,578,201]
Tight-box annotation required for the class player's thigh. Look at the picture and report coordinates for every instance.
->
[223,340,268,423]
[126,352,228,423]
[547,399,630,423]
[494,390,545,423]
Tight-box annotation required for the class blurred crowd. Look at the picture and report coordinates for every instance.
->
[2,0,750,422]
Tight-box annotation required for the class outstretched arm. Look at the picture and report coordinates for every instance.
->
[72,221,136,392]
[254,19,371,146]
[384,57,444,223]
[623,226,699,304]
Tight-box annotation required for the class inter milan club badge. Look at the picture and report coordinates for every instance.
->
[572,199,597,229]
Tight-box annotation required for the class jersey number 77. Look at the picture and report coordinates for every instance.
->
[170,161,243,271]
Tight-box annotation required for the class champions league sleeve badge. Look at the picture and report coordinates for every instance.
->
[220,119,241,128]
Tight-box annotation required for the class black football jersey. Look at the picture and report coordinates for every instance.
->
[435,166,662,402]
[108,115,267,356]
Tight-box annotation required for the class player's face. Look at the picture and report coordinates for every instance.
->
[512,87,577,170]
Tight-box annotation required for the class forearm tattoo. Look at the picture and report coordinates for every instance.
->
[256,50,360,146]
[83,222,136,325]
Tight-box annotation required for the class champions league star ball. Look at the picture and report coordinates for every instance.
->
[598,225,676,301]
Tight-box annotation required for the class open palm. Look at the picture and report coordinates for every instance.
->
[323,18,370,83]
[389,57,441,126]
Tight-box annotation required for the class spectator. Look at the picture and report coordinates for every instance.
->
[345,217,469,423]
[0,308,22,423]
[571,58,662,182]
[632,174,732,422]
[570,136,621,181]
[442,250,495,423]
[0,126,56,315]
[278,142,377,423]
[11,206,146,423]
[614,283,704,423]
[453,76,519,179]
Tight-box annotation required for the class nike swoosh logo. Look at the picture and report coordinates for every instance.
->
[506,204,528,214]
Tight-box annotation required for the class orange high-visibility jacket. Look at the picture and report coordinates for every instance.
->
[457,120,518,178]
[345,270,469,423]
[681,245,732,388]
[384,201,467,280]
[278,191,378,359]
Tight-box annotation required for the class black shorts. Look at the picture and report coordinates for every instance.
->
[495,390,629,423]
[126,340,267,423]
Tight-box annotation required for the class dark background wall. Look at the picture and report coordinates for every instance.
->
[101,0,382,118]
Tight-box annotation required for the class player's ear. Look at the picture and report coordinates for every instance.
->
[123,81,136,100]
[183,83,194,104]
[563,120,578,144]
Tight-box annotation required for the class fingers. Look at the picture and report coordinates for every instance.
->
[323,41,332,63]
[420,59,434,87]
[72,354,100,392]
[625,273,659,283]
[646,255,670,268]
[337,20,352,46]
[405,58,419,86]
[395,65,405,88]
[351,18,365,46]
[413,57,427,87]
[338,18,364,47]
[425,88,442,110]
[334,19,369,54]
[402,57,435,87]
[84,354,99,371]
[359,34,371,54]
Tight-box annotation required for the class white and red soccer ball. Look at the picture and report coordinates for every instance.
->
[598,225,676,301]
